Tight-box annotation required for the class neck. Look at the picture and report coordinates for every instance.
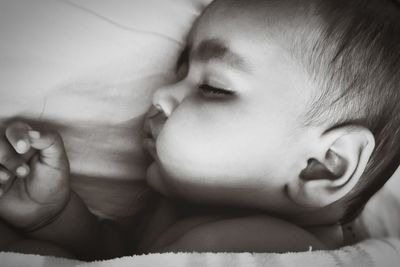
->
[286,205,345,227]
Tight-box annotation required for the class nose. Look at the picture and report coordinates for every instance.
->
[145,82,190,139]
[152,81,190,117]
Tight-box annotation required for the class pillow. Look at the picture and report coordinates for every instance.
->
[0,0,211,218]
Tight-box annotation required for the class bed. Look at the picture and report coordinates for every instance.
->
[0,0,399,266]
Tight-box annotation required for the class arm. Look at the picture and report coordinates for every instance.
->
[150,215,326,253]
[0,122,127,260]
[26,191,128,261]
[0,191,127,260]
[0,219,75,258]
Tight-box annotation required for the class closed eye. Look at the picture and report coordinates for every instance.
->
[198,84,236,98]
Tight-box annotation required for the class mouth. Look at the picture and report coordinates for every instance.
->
[143,105,166,160]
[143,136,157,159]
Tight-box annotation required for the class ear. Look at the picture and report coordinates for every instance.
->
[287,126,375,208]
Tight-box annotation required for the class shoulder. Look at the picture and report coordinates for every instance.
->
[150,214,326,253]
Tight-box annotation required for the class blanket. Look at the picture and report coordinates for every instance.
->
[1,238,400,267]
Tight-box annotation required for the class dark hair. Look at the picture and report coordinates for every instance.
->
[294,0,400,222]
[203,0,400,222]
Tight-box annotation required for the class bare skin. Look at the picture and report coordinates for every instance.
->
[0,121,332,260]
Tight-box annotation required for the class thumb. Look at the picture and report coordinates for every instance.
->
[5,121,34,156]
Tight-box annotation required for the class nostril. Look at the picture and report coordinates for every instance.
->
[147,105,162,118]
[155,104,164,114]
[147,105,169,121]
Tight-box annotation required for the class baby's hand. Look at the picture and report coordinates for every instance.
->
[0,122,70,231]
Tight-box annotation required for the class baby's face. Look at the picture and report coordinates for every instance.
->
[144,6,317,212]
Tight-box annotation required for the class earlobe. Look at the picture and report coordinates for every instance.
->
[287,126,375,208]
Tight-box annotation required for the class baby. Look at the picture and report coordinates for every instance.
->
[1,0,400,260]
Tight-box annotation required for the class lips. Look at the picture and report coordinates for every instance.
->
[143,137,157,159]
[143,105,167,159]
[143,114,158,159]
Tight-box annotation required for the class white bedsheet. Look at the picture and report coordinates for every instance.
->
[1,238,400,267]
[0,0,211,218]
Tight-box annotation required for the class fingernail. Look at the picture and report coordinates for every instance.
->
[0,172,10,182]
[28,130,41,139]
[16,140,29,154]
[16,165,30,177]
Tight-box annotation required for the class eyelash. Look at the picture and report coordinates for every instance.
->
[198,84,235,98]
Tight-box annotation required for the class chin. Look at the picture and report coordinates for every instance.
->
[146,160,193,199]
[146,162,170,196]
[145,160,196,201]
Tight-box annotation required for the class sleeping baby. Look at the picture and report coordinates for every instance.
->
[0,0,399,260]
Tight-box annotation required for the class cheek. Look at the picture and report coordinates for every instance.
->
[155,104,293,185]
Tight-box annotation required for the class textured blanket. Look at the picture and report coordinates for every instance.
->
[1,238,399,267]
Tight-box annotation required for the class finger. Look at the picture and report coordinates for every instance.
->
[28,130,67,165]
[0,166,14,197]
[5,121,33,154]
[0,140,30,178]
[0,167,12,184]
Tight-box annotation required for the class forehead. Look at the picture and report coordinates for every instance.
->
[185,6,270,72]
[190,38,251,72]
[188,3,265,45]
[186,0,301,63]
[186,6,299,74]
[188,0,315,50]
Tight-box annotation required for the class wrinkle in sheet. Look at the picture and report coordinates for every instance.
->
[38,98,47,120]
[58,0,183,46]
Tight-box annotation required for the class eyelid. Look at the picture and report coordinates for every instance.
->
[198,84,236,100]
[203,78,234,92]
[200,84,235,93]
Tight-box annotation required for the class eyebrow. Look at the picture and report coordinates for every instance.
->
[190,38,251,72]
